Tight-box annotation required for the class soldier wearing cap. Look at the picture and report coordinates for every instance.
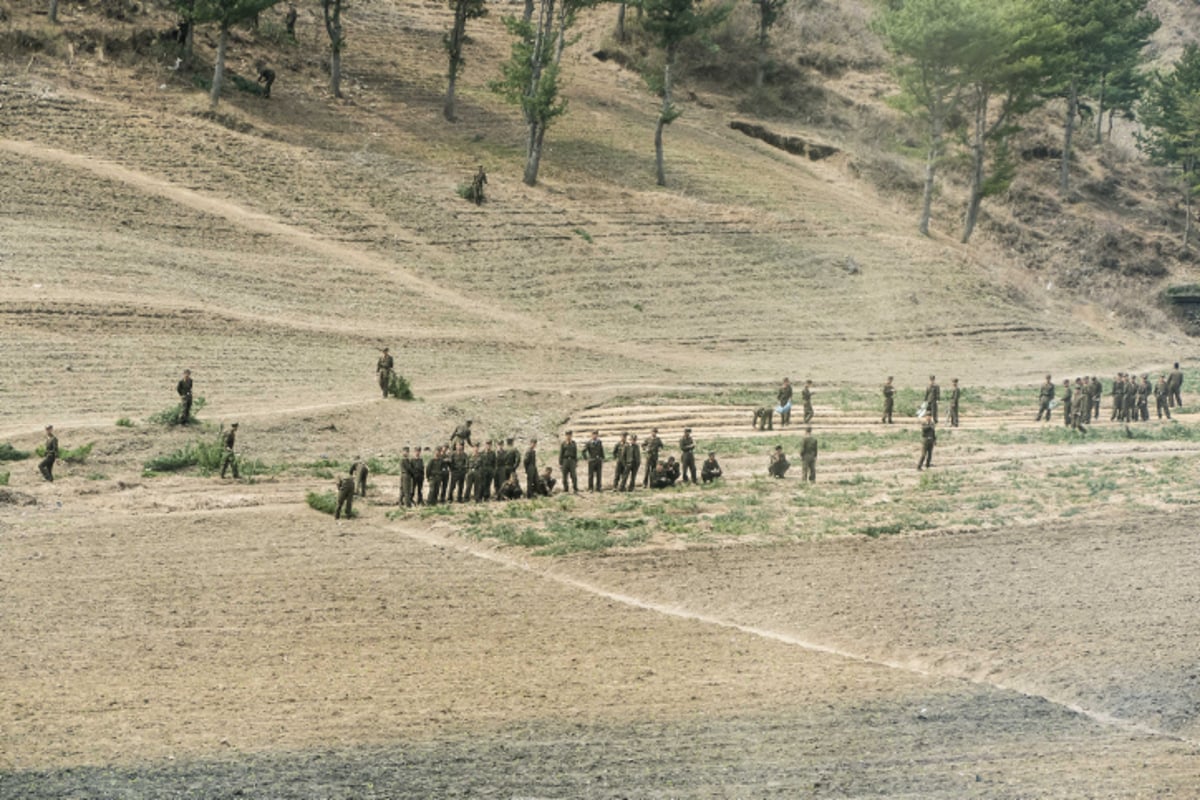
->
[679,427,697,484]
[376,348,394,398]
[881,376,895,424]
[1169,362,1184,408]
[451,419,474,448]
[349,454,369,497]
[220,423,240,479]
[768,445,789,478]
[177,369,194,424]
[621,433,641,491]
[559,431,579,493]
[800,425,818,482]
[611,433,628,491]
[584,430,605,491]
[39,425,59,481]
[399,446,415,507]
[701,451,722,483]
[642,427,662,487]
[524,439,540,498]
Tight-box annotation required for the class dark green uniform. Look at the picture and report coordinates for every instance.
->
[917,418,936,470]
[220,427,239,479]
[400,453,415,507]
[1137,377,1151,422]
[449,448,469,502]
[777,383,793,427]
[477,446,496,501]
[559,438,579,493]
[1122,378,1137,422]
[335,476,355,519]
[801,386,814,425]
[701,455,722,483]
[1156,377,1172,419]
[948,384,960,428]
[768,450,789,478]
[924,380,939,424]
[679,432,697,484]
[1061,381,1073,427]
[611,438,627,490]
[177,374,193,424]
[349,458,369,497]
[39,430,59,481]
[882,382,895,424]
[1169,366,1183,408]
[524,446,540,499]
[584,435,605,491]
[1036,379,1055,422]
[642,434,662,487]
[800,433,818,482]
[620,439,640,491]
[1110,377,1123,421]
[377,353,394,398]
[426,451,443,505]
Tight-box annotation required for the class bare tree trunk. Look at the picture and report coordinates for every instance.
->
[655,48,674,187]
[962,92,987,244]
[1060,81,1076,195]
[616,2,626,42]
[324,0,344,98]
[919,117,943,237]
[331,39,342,97]
[444,3,468,121]
[48,0,58,24]
[523,0,534,24]
[754,4,768,89]
[525,121,546,186]
[1094,73,1106,145]
[210,23,229,110]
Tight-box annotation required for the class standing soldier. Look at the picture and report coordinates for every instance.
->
[412,446,426,505]
[524,439,540,499]
[621,434,641,491]
[439,448,451,503]
[506,439,522,493]
[777,378,793,427]
[800,426,818,482]
[376,348,394,399]
[881,376,895,424]
[1138,375,1152,422]
[948,378,961,428]
[334,474,356,520]
[450,419,474,449]
[925,375,940,424]
[472,165,488,205]
[642,428,662,487]
[177,369,194,425]
[349,454,369,497]
[1156,375,1173,419]
[39,424,59,481]
[220,423,240,479]
[1169,362,1184,408]
[679,427,698,484]
[1122,373,1138,422]
[284,3,297,37]
[1090,375,1102,422]
[1110,374,1124,421]
[559,430,579,494]
[584,430,605,492]
[1036,375,1055,422]
[1071,381,1088,434]
[449,443,468,502]
[611,433,628,491]
[465,444,482,502]
[917,415,936,470]
[1061,379,1073,427]
[477,441,496,501]
[425,447,443,506]
[802,380,815,425]
[399,447,414,507]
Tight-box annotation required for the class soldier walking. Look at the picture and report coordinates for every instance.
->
[948,378,960,428]
[679,427,698,484]
[917,415,936,470]
[584,431,605,491]
[376,348,394,399]
[177,369,194,424]
[471,165,488,205]
[559,431,579,494]
[800,426,818,482]
[220,423,240,479]
[881,376,895,424]
[335,475,355,520]
[39,424,59,481]
[801,380,815,425]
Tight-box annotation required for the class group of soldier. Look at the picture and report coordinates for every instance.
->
[1035,365,1184,431]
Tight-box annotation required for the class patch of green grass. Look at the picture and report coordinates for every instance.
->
[386,372,415,401]
[40,442,94,464]
[859,522,904,538]
[143,437,225,475]
[573,227,593,243]
[710,508,763,536]
[116,417,134,428]
[306,490,356,517]
[148,397,206,426]
[537,517,649,555]
[0,472,8,486]
[86,472,107,481]
[420,504,455,518]
[0,443,30,462]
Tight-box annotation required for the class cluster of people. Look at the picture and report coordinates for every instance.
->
[1035,365,1184,431]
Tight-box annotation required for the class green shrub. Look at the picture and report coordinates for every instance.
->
[386,372,415,400]
[148,396,206,426]
[306,490,356,517]
[0,443,30,461]
[0,472,8,486]
[37,441,94,464]
[116,417,134,428]
[144,445,199,473]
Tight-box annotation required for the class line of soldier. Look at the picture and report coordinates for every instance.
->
[1035,366,1184,431]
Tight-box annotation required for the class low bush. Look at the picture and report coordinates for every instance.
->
[148,396,206,426]
[387,372,415,400]
[306,490,356,517]
[0,443,30,461]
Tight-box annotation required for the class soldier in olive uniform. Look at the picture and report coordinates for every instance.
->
[801,380,815,425]
[584,431,605,492]
[664,456,681,485]
[753,407,773,431]
[621,434,641,491]
[1138,375,1152,422]
[701,451,722,483]
[376,348,394,399]
[924,376,940,424]
[642,428,662,487]
[611,433,628,491]
[800,426,818,482]
[948,378,961,428]
[1122,374,1138,422]
[477,441,496,501]
[777,378,793,427]
[465,444,482,502]
[1169,363,1184,408]
[39,424,59,481]
[497,474,523,500]
[451,419,474,449]
[524,439,541,499]
[335,474,356,520]
[412,447,426,505]
[1061,379,1073,427]
[1156,375,1172,419]
[449,443,469,502]
[650,462,672,489]
[425,447,443,506]
[220,423,240,479]
[399,447,415,507]
[768,446,789,478]
[917,415,936,470]
[1036,375,1055,422]
[1110,374,1123,421]
[1091,376,1102,422]
[882,376,895,424]
[349,455,369,497]
[538,466,556,495]
[1071,379,1088,433]
[679,427,697,484]
[559,431,579,494]
[471,165,488,205]
[177,369,194,424]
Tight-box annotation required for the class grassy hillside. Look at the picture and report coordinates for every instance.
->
[1,0,1195,438]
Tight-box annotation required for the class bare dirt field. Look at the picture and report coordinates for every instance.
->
[5,0,1200,794]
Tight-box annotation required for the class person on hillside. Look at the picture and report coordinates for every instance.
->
[376,348,394,398]
[538,466,557,496]
[917,416,936,471]
[335,475,355,520]
[642,428,662,487]
[39,425,59,482]
[425,447,443,506]
[753,407,773,430]
[881,376,895,425]
[1156,375,1172,420]
[176,369,194,424]
[800,426,818,482]
[664,456,681,486]
[477,441,496,502]
[924,375,940,424]
[1036,375,1055,422]
[285,3,297,38]
[621,434,641,491]
[768,445,789,478]
[777,378,793,427]
[1138,375,1152,422]
[399,447,415,507]
[465,444,482,502]
[1090,375,1102,421]
[1110,374,1124,421]
[611,433,628,491]
[1061,379,1073,427]
[801,380,815,425]
[524,439,540,498]
[559,430,579,494]
[450,419,474,449]
[349,455,369,497]
[1169,362,1184,407]
[1122,373,1137,422]
[1071,379,1089,434]
[220,423,240,479]
[472,166,488,205]
[584,430,605,492]
[701,451,722,483]
[948,378,961,428]
[448,443,468,502]
[256,61,276,98]
[679,427,697,484]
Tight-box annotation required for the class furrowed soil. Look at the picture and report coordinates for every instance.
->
[4,0,1200,795]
